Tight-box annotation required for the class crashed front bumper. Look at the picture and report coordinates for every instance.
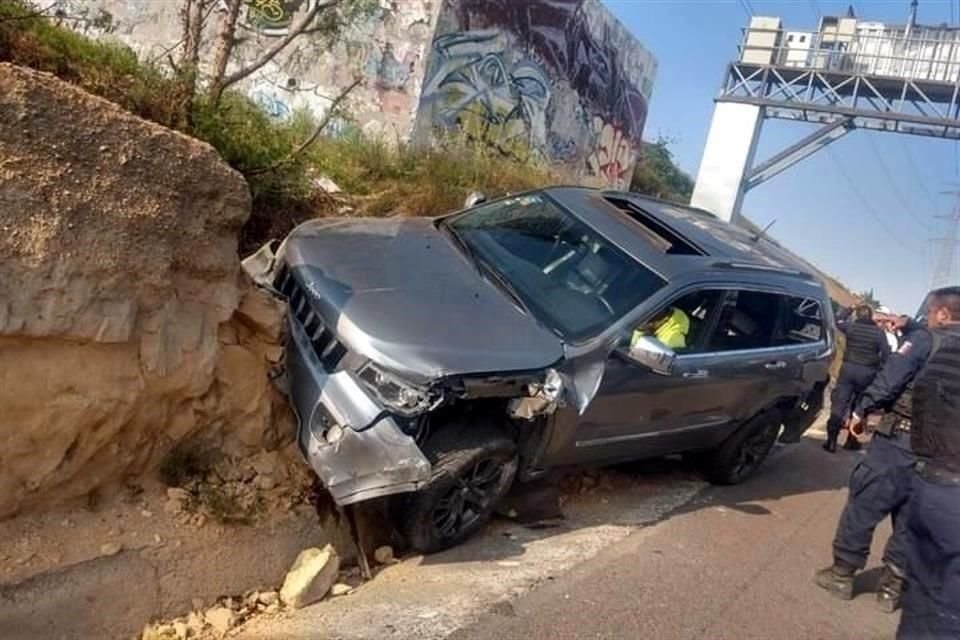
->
[285,313,432,505]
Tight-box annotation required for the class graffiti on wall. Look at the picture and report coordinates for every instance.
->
[242,0,312,36]
[416,0,657,188]
[586,118,634,186]
[420,31,550,161]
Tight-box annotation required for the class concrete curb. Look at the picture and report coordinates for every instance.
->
[0,511,353,639]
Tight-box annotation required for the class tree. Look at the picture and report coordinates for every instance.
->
[629,137,694,204]
[175,0,374,106]
[858,289,881,309]
[172,0,375,163]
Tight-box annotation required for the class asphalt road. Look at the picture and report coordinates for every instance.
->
[450,438,899,640]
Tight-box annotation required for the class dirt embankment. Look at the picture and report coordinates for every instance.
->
[0,62,291,518]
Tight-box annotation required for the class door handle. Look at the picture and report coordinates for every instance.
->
[682,369,709,379]
[764,361,787,370]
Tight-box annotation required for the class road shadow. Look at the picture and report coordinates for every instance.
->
[417,435,859,567]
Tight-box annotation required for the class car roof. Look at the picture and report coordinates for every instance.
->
[543,186,827,299]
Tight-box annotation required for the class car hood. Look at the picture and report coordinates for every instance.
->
[279,217,565,381]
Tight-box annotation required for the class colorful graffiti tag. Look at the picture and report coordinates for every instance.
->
[242,0,312,36]
[415,0,656,188]
[420,30,550,160]
[586,118,634,186]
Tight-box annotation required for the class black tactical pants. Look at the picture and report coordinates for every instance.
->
[826,362,876,439]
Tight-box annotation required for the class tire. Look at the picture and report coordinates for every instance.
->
[702,409,783,485]
[399,420,518,553]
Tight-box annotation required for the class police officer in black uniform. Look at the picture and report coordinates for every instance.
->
[824,304,891,452]
[897,286,960,640]
[814,315,932,612]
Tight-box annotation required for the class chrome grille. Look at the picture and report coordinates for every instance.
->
[275,266,347,371]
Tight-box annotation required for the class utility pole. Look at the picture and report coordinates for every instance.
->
[931,190,960,288]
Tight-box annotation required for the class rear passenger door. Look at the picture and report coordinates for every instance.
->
[701,289,791,425]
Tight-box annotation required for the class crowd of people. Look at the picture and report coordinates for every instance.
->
[814,286,960,640]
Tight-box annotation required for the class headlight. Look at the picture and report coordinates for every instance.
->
[357,363,435,416]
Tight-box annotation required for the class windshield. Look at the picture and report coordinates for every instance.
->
[445,193,666,341]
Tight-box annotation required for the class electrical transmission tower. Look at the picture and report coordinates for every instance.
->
[931,196,960,287]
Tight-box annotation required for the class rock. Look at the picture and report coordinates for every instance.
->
[99,542,122,556]
[329,583,353,597]
[0,63,286,520]
[254,474,276,490]
[257,590,279,606]
[171,621,188,640]
[373,545,394,565]
[154,534,163,545]
[264,602,280,614]
[141,509,153,518]
[250,451,278,476]
[204,607,236,635]
[167,487,191,502]
[279,545,340,609]
[186,611,205,630]
[314,175,342,193]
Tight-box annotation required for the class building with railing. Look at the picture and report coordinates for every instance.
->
[741,14,960,83]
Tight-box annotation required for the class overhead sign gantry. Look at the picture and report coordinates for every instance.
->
[692,10,960,222]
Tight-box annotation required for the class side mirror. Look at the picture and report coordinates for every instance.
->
[464,191,487,208]
[619,335,676,375]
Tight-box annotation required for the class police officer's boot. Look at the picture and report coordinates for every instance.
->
[822,431,838,453]
[814,561,855,600]
[876,564,905,613]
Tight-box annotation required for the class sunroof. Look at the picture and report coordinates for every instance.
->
[604,197,707,256]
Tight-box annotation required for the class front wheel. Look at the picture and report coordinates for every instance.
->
[399,421,518,553]
[702,409,782,485]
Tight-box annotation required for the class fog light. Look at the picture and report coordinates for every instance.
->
[325,424,344,444]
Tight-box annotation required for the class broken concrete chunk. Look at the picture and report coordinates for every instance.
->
[329,583,353,597]
[373,545,395,565]
[99,542,122,556]
[204,606,237,636]
[257,590,279,606]
[279,544,340,609]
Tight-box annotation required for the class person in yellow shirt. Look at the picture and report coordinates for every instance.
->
[632,306,690,350]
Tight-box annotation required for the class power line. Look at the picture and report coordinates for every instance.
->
[898,142,940,211]
[737,0,754,19]
[863,135,931,231]
[808,0,822,21]
[827,147,923,256]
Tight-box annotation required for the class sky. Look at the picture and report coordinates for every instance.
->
[605,0,960,313]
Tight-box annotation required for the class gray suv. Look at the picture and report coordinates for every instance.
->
[254,187,834,551]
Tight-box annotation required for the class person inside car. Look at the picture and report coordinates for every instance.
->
[633,305,691,350]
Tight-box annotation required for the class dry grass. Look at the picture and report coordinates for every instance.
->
[2,1,562,254]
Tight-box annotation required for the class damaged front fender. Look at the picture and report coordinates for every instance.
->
[286,308,432,504]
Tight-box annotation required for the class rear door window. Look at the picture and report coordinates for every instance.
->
[705,290,781,352]
[775,296,824,345]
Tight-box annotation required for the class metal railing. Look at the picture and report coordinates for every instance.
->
[738,26,960,83]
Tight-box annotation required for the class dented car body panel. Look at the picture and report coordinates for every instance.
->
[285,308,432,504]
[262,187,835,506]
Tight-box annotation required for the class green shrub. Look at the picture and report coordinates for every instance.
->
[1,1,561,253]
